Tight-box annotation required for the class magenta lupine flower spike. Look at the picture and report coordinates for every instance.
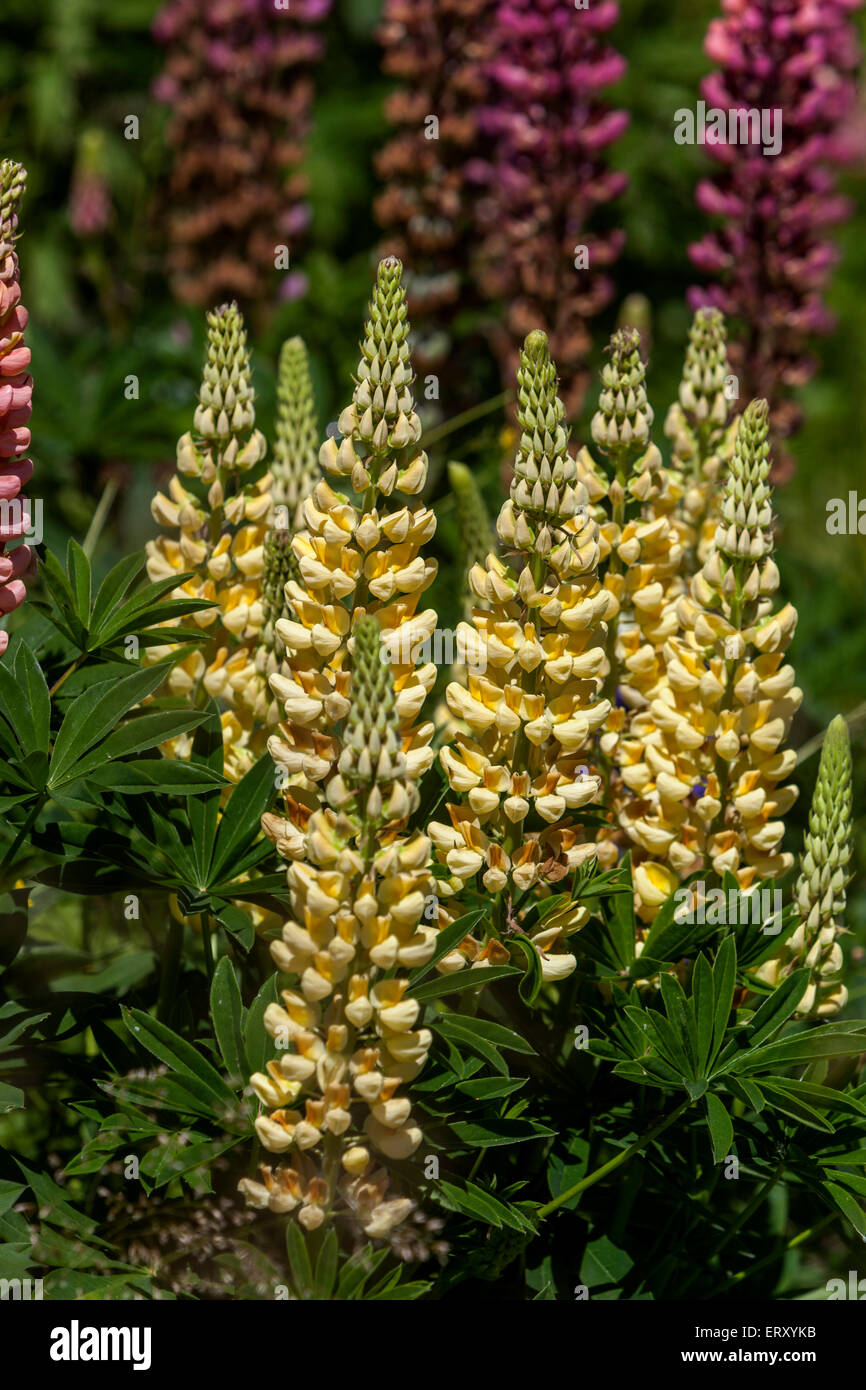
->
[0,161,33,657]
[153,0,331,310]
[688,0,863,475]
[473,0,629,420]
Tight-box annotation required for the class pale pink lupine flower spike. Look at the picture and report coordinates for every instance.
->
[0,160,33,657]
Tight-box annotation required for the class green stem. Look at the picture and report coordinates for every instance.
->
[537,1096,693,1220]
[0,798,43,875]
[602,463,628,706]
[466,1149,485,1183]
[156,917,184,1023]
[49,656,84,697]
[200,912,215,984]
[82,476,120,559]
[422,392,510,448]
[719,1212,834,1294]
[708,1162,783,1261]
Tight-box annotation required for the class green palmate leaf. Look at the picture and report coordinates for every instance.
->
[580,1236,634,1290]
[821,1182,866,1240]
[214,873,286,899]
[67,538,92,625]
[623,1004,690,1080]
[47,665,168,787]
[15,1161,99,1237]
[606,853,637,970]
[613,1058,682,1091]
[89,571,211,648]
[634,878,713,975]
[409,964,519,1003]
[735,900,799,968]
[121,1007,236,1112]
[729,970,810,1053]
[314,1228,339,1300]
[822,1170,866,1198]
[435,1014,535,1076]
[0,650,42,757]
[141,1134,240,1190]
[705,1092,734,1163]
[101,1075,223,1123]
[450,1117,556,1148]
[727,1024,866,1076]
[187,705,224,883]
[693,954,715,1076]
[0,1082,24,1112]
[39,548,84,645]
[456,1076,527,1101]
[754,1081,834,1132]
[659,972,700,1079]
[11,641,50,752]
[210,956,248,1085]
[766,1080,866,1117]
[726,1075,765,1112]
[210,900,256,952]
[818,1149,866,1167]
[407,908,486,988]
[335,1245,391,1301]
[85,760,226,795]
[88,553,147,635]
[69,710,209,777]
[244,975,280,1075]
[438,1178,536,1233]
[209,753,275,882]
[286,1221,314,1299]
[712,935,737,1061]
[442,1015,535,1056]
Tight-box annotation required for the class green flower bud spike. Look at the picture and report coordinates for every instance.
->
[678,308,730,441]
[716,397,772,566]
[664,307,736,570]
[332,254,424,501]
[254,529,302,723]
[497,330,589,585]
[175,301,268,509]
[194,303,260,456]
[327,613,419,842]
[448,461,496,579]
[590,327,654,476]
[271,335,319,530]
[693,399,777,627]
[789,715,853,1017]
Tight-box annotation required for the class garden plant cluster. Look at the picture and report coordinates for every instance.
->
[0,0,864,1304]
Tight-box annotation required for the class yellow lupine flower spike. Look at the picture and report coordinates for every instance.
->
[621,400,800,916]
[664,306,737,568]
[145,301,271,781]
[245,615,437,1237]
[430,330,612,979]
[267,257,438,823]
